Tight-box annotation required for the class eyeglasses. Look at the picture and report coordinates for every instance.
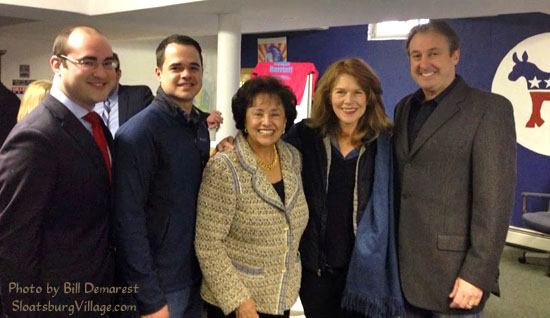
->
[58,55,119,70]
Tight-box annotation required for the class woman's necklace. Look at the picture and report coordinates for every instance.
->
[256,144,278,171]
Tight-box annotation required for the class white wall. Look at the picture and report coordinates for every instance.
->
[0,33,218,112]
[0,0,196,15]
[0,34,55,94]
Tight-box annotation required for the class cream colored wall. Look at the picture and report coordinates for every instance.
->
[0,0,193,15]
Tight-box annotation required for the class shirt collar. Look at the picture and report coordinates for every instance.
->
[155,86,201,124]
[412,75,461,106]
[107,84,119,103]
[50,85,91,120]
[329,134,360,160]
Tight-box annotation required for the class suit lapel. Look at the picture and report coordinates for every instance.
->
[395,95,413,157]
[278,140,300,212]
[44,95,110,182]
[408,80,467,157]
[101,118,114,151]
[117,85,129,126]
[235,132,296,212]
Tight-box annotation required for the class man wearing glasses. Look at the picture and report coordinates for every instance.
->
[0,25,117,317]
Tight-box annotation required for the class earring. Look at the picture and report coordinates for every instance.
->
[244,128,248,134]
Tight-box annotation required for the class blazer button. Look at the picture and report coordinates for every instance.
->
[281,268,287,273]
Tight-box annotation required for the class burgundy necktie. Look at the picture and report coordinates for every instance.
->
[83,112,112,182]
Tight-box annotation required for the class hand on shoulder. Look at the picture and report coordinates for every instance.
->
[213,136,235,155]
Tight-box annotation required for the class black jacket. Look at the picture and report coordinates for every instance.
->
[0,95,114,317]
[284,120,375,275]
[117,84,154,127]
[0,82,20,146]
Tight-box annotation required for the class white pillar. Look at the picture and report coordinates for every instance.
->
[213,13,241,143]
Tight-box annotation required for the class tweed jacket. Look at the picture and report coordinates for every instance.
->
[394,77,516,313]
[195,132,308,315]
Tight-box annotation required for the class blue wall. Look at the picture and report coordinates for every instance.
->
[242,12,550,227]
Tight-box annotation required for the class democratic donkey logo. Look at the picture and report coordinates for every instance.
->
[508,51,550,128]
[492,33,550,156]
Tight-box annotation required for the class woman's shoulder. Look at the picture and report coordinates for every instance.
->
[209,149,239,167]
[204,149,242,179]
[278,140,303,172]
[293,119,317,134]
[280,139,300,157]
[375,131,392,148]
[285,119,322,146]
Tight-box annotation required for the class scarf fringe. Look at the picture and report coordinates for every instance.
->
[341,290,405,318]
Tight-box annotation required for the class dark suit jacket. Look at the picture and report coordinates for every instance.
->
[117,84,154,127]
[394,77,517,313]
[0,95,114,317]
[0,82,20,147]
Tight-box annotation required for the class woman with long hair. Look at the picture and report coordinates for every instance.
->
[284,58,403,318]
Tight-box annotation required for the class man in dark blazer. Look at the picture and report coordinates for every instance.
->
[394,20,516,317]
[0,81,20,146]
[0,25,117,317]
[94,53,154,137]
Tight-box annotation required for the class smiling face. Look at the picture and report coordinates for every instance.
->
[50,28,116,111]
[244,93,287,152]
[155,43,203,113]
[330,73,367,132]
[408,31,460,100]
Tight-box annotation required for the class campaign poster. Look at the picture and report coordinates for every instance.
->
[258,37,287,62]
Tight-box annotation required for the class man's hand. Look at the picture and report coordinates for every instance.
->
[207,110,223,129]
[213,136,235,155]
[449,277,483,310]
[235,298,259,318]
[141,304,169,318]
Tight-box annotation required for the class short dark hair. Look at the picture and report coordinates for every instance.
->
[52,25,103,57]
[112,52,120,72]
[232,76,297,134]
[406,20,460,55]
[155,34,203,68]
